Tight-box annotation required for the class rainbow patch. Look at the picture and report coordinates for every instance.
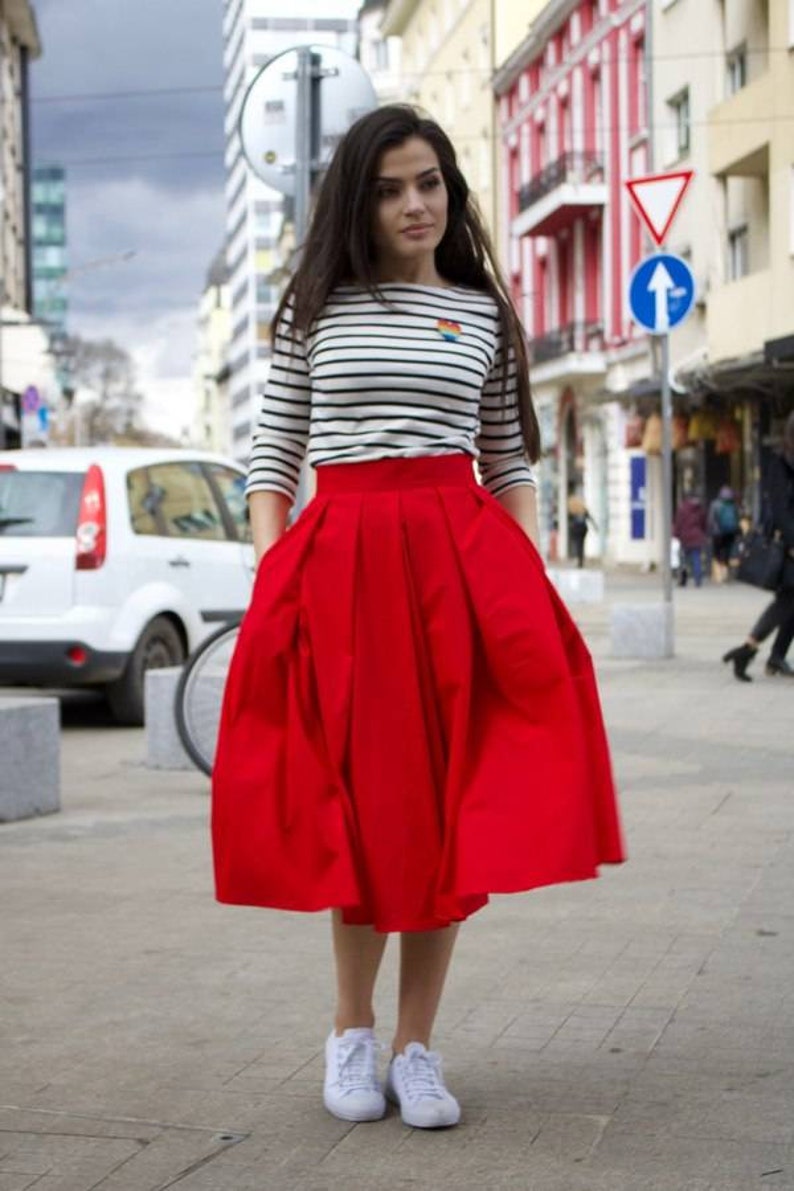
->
[437,319,462,342]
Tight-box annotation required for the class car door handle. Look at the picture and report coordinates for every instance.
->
[168,557,191,568]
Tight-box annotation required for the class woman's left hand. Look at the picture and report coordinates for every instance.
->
[497,484,540,550]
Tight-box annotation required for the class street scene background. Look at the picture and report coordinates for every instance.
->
[1,1,794,1188]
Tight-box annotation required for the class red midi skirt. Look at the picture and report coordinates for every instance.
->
[211,453,625,932]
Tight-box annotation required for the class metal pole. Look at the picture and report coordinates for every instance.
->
[660,331,673,606]
[0,28,5,450]
[293,46,313,251]
[292,47,316,516]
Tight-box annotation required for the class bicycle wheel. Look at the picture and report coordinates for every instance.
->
[175,621,240,776]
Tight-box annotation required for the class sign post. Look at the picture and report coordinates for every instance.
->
[625,171,695,634]
[238,45,378,514]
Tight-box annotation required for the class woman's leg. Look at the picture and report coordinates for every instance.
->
[749,592,792,647]
[767,593,794,665]
[331,910,388,1034]
[393,924,459,1053]
[690,547,703,587]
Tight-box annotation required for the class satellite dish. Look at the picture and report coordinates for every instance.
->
[239,44,378,195]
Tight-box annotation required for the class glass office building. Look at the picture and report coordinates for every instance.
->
[31,164,67,336]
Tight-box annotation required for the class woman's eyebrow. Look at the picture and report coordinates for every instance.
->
[375,167,441,183]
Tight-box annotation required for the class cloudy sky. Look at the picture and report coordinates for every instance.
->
[32,0,365,437]
[31,0,228,435]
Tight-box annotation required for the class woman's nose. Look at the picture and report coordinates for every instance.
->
[403,188,426,215]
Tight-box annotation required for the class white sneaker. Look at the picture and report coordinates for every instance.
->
[323,1028,386,1122]
[386,1041,461,1128]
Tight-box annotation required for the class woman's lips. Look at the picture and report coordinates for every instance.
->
[402,225,433,238]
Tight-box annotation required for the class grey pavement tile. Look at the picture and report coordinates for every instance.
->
[0,1135,141,1187]
[610,1089,794,1145]
[590,1129,794,1187]
[3,582,794,1190]
[0,1176,44,1191]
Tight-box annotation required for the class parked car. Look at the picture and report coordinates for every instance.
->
[0,447,254,724]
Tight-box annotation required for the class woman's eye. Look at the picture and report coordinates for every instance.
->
[422,177,441,190]
[377,187,398,199]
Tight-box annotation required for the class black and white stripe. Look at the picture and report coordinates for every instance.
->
[246,283,536,501]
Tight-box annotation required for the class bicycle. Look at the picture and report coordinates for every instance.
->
[174,619,241,776]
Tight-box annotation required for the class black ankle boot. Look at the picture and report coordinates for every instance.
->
[765,657,794,677]
[722,643,757,682]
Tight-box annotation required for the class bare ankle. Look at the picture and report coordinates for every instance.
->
[334,1013,375,1035]
[392,1033,430,1054]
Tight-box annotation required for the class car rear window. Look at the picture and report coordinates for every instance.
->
[0,470,84,537]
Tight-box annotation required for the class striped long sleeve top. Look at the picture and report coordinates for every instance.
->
[245,282,536,502]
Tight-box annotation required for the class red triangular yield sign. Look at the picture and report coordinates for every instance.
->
[625,171,694,247]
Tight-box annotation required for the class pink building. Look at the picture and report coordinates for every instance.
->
[495,0,659,566]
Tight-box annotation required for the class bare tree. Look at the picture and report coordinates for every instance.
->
[61,335,144,443]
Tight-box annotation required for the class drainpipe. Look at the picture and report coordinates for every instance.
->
[645,0,654,172]
[490,0,498,241]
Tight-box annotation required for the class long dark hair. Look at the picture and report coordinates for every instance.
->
[273,104,540,464]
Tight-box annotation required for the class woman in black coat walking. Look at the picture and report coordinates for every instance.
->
[723,411,794,680]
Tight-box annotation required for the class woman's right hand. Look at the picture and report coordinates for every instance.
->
[248,489,292,566]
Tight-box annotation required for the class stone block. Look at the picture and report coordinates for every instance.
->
[610,602,675,659]
[547,567,605,603]
[145,667,192,770]
[0,696,60,821]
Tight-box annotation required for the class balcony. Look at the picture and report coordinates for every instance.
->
[530,322,607,386]
[709,70,773,178]
[707,270,772,365]
[513,153,607,238]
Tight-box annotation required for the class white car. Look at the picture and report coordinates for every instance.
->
[0,447,254,724]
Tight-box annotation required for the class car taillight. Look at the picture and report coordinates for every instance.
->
[75,464,107,570]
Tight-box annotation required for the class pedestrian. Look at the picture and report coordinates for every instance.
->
[723,410,794,680]
[708,484,740,583]
[567,490,597,568]
[211,105,625,1130]
[672,492,707,587]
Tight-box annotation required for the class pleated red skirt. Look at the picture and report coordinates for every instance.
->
[211,453,625,932]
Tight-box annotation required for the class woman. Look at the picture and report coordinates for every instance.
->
[211,106,624,1129]
[723,411,794,680]
[708,485,740,583]
[673,492,707,587]
[567,490,597,569]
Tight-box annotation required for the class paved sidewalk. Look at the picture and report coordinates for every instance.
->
[1,574,793,1190]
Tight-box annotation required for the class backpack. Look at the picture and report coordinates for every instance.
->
[716,499,738,535]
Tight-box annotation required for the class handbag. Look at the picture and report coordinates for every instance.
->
[736,529,785,591]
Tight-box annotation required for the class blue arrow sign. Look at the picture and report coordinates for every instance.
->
[628,253,695,335]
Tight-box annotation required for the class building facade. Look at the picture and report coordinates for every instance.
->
[358,0,403,103]
[665,0,794,518]
[222,3,359,466]
[31,164,67,337]
[1,1,49,450]
[496,0,656,565]
[381,0,538,238]
[193,249,232,455]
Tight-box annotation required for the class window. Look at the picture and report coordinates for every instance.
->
[142,463,226,541]
[0,471,82,538]
[591,70,603,155]
[374,38,389,71]
[559,100,571,155]
[728,225,749,280]
[634,38,647,132]
[667,89,690,159]
[206,465,251,543]
[127,468,161,536]
[726,44,747,95]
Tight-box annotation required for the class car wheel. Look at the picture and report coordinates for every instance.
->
[105,616,185,726]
